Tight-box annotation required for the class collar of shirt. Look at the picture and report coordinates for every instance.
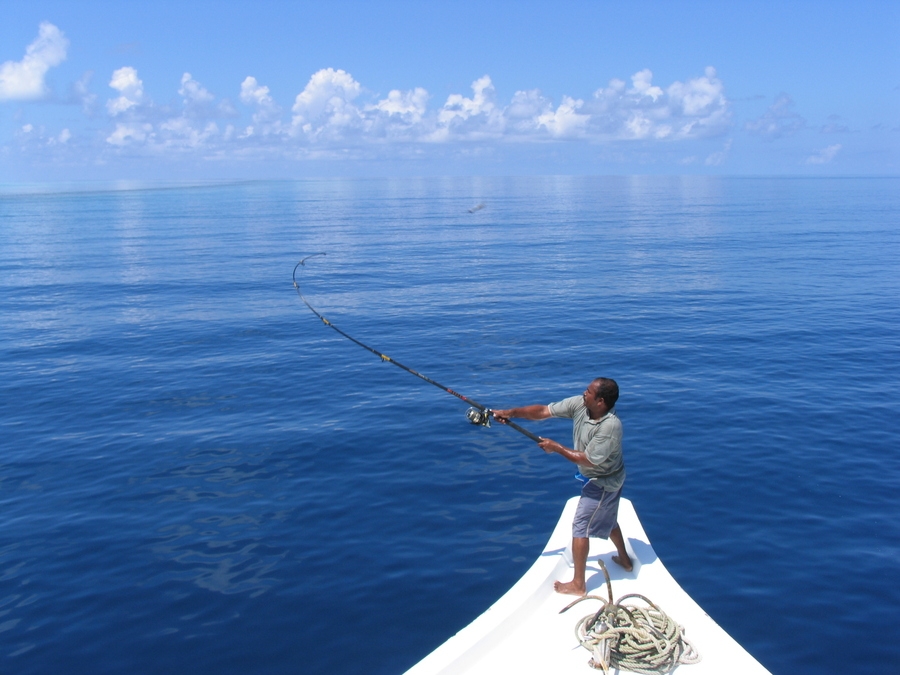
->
[585,406,616,425]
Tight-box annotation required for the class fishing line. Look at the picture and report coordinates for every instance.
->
[292,253,540,443]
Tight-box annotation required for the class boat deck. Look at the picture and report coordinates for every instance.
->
[405,497,771,674]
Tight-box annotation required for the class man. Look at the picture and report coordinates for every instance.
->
[492,377,632,596]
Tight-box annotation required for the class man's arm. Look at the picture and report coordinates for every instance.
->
[492,405,552,421]
[536,438,590,465]
[493,405,588,464]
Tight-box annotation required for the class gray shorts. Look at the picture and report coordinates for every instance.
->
[572,481,622,539]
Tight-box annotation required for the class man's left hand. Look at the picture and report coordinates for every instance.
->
[538,438,562,454]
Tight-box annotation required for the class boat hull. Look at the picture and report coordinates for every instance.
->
[405,497,771,674]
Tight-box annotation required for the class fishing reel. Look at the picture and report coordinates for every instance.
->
[466,407,492,427]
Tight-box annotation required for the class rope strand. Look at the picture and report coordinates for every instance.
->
[560,560,702,674]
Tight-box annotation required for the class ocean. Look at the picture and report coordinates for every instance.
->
[1,176,898,674]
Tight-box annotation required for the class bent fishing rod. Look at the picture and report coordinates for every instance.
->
[292,253,541,443]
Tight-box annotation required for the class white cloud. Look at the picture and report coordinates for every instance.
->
[240,76,282,131]
[506,89,549,124]
[107,67,144,115]
[177,72,234,119]
[0,22,69,100]
[159,118,220,148]
[23,64,742,164]
[507,88,581,138]
[668,67,723,116]
[291,68,363,138]
[360,87,432,141]
[42,126,71,146]
[805,143,841,165]
[630,69,663,101]
[586,67,729,140]
[439,75,495,124]
[745,93,805,139]
[179,73,214,105]
[536,96,589,138]
[432,75,504,140]
[106,122,153,146]
[240,76,272,106]
[372,88,429,123]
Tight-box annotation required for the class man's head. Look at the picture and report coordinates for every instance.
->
[583,377,618,419]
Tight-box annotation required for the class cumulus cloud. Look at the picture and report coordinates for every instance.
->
[178,72,235,119]
[630,69,664,101]
[107,67,144,115]
[805,144,841,165]
[745,93,805,139]
[106,122,153,146]
[47,63,741,162]
[372,87,429,123]
[668,67,723,116]
[291,68,363,138]
[586,67,729,140]
[357,87,432,141]
[432,75,504,140]
[104,71,237,149]
[0,22,69,100]
[502,87,586,138]
[506,89,548,126]
[179,73,213,105]
[240,76,282,133]
[158,118,220,149]
[240,76,273,107]
[537,96,590,138]
[439,75,495,123]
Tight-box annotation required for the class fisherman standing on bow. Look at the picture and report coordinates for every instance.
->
[492,377,632,596]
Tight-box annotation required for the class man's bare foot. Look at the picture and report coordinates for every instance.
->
[612,554,633,572]
[554,579,586,596]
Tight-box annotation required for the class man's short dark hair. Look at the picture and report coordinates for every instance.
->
[593,377,619,408]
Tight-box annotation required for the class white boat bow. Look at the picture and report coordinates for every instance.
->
[405,497,771,674]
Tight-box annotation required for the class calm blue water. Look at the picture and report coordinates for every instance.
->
[1,177,898,674]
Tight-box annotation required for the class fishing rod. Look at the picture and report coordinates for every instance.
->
[292,253,541,443]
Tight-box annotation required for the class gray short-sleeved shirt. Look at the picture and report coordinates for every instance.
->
[548,395,625,492]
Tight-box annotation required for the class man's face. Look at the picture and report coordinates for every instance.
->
[582,381,607,419]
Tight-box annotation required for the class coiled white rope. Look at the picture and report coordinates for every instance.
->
[560,560,701,674]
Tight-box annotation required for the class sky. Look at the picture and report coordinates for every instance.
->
[1,0,898,180]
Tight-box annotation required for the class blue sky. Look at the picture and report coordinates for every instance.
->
[1,0,897,180]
